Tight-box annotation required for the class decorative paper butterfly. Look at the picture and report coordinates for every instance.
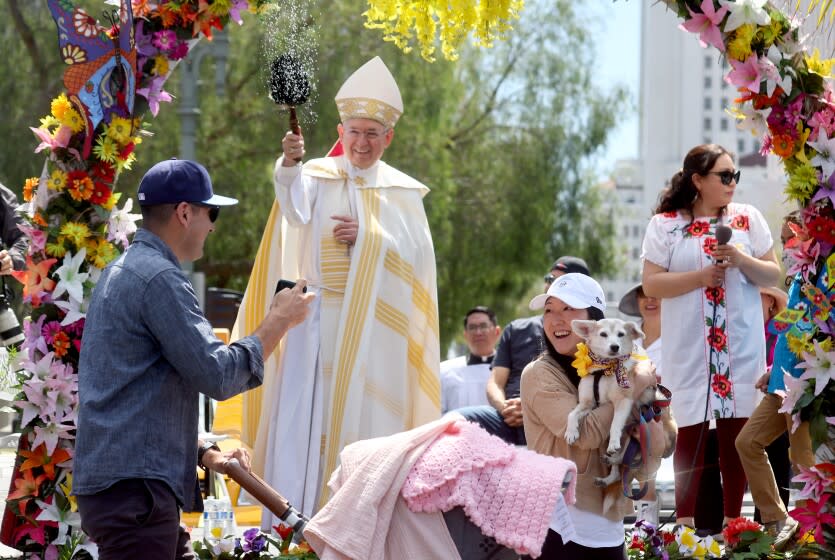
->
[768,308,805,335]
[47,0,136,158]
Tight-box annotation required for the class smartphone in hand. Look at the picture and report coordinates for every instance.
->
[275,279,307,294]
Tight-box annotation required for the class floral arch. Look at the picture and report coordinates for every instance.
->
[3,0,834,557]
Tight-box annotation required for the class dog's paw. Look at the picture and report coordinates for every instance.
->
[593,477,608,488]
[606,441,622,455]
[601,452,618,465]
[564,428,579,445]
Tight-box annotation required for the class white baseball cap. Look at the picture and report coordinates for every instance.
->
[529,273,606,312]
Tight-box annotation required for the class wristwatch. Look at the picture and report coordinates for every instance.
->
[197,440,221,470]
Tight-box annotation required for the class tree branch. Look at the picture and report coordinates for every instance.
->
[8,0,49,96]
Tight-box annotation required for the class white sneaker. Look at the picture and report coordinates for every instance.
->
[636,499,659,526]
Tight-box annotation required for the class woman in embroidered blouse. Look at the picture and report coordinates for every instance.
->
[641,144,781,530]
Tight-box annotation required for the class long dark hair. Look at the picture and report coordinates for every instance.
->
[654,144,733,219]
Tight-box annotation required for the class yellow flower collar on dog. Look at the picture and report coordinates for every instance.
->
[571,342,648,387]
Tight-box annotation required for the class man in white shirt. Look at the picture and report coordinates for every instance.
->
[441,307,501,414]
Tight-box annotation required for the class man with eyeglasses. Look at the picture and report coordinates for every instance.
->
[440,307,502,414]
[238,56,440,521]
[457,256,589,445]
[73,158,315,559]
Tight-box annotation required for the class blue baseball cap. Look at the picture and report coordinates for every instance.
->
[137,158,238,207]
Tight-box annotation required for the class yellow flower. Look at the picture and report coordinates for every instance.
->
[40,115,60,129]
[106,116,133,145]
[727,24,755,61]
[572,342,592,377]
[787,332,813,357]
[60,222,92,248]
[86,238,118,269]
[152,55,170,76]
[60,107,85,134]
[805,48,835,78]
[46,240,68,259]
[48,169,67,191]
[93,136,118,164]
[50,93,73,120]
[59,473,77,512]
[101,192,119,211]
[208,0,232,16]
[115,152,137,172]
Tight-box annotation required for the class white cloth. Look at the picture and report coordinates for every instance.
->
[232,153,441,524]
[555,504,625,548]
[641,203,772,428]
[440,356,491,413]
[644,337,662,377]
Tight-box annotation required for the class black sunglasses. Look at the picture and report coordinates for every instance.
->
[178,202,220,223]
[544,274,556,284]
[708,170,740,186]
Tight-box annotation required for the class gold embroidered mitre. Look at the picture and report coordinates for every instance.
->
[335,56,403,129]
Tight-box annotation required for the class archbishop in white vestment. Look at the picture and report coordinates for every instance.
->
[230,57,441,525]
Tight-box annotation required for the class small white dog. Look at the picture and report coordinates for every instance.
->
[564,318,651,457]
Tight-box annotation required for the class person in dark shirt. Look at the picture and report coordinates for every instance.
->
[456,256,589,444]
[0,182,28,274]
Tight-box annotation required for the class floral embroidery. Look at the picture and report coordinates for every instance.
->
[707,326,728,352]
[702,236,718,256]
[685,220,711,237]
[711,374,733,399]
[705,286,725,305]
[731,214,749,231]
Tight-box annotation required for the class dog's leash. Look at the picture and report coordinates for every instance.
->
[620,384,673,500]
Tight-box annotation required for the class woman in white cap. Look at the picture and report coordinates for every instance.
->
[521,273,666,559]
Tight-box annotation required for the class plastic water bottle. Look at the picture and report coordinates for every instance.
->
[203,497,220,543]
[220,497,236,538]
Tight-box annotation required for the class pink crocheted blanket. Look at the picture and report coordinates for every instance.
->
[401,420,577,558]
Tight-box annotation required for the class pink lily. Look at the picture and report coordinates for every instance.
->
[137,75,174,117]
[792,464,827,500]
[726,54,762,93]
[29,125,72,154]
[680,0,728,51]
[789,492,835,544]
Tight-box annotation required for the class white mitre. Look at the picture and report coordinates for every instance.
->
[335,56,403,129]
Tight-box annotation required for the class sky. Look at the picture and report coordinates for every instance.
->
[582,0,642,177]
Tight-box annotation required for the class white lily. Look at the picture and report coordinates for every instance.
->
[52,249,89,304]
[720,0,771,32]
[107,198,142,248]
[809,133,835,183]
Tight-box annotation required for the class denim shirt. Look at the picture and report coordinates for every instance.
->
[74,229,264,509]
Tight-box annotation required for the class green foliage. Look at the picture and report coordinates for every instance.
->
[1,0,627,352]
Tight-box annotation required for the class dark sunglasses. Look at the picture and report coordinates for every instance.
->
[708,170,740,185]
[178,203,220,223]
[544,274,556,284]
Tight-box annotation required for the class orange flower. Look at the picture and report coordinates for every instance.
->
[772,133,796,158]
[67,172,94,202]
[7,469,47,513]
[11,256,57,307]
[51,331,71,358]
[22,177,38,202]
[32,213,47,227]
[19,443,71,480]
[158,5,179,27]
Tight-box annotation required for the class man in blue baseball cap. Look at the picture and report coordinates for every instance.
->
[74,158,315,559]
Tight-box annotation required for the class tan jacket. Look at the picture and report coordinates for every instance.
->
[520,354,667,522]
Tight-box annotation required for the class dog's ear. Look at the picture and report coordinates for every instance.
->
[624,321,645,340]
[571,319,597,339]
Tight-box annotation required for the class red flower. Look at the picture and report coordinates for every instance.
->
[711,373,733,399]
[790,492,835,545]
[805,215,835,245]
[89,183,112,206]
[686,220,710,237]
[703,237,718,256]
[662,531,675,545]
[707,326,727,352]
[629,533,645,550]
[118,141,135,160]
[662,211,678,218]
[722,516,762,548]
[705,286,725,304]
[273,523,293,540]
[731,215,749,231]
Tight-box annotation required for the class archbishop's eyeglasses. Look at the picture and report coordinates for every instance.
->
[544,274,556,284]
[708,170,740,186]
[466,323,494,333]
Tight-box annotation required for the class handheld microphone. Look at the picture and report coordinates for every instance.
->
[715,225,732,264]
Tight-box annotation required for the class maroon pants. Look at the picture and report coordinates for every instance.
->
[77,479,194,560]
[673,418,748,519]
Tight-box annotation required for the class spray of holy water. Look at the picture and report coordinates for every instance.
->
[260,0,320,128]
